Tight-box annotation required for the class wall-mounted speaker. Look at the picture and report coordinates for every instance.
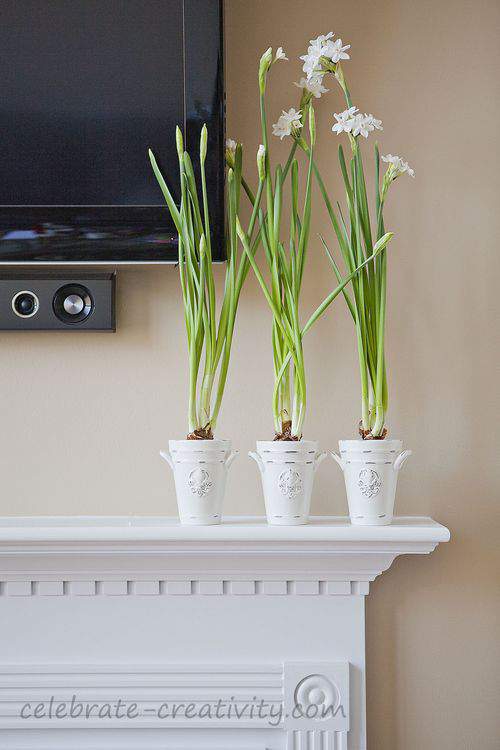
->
[0,273,115,331]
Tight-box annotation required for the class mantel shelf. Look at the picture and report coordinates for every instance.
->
[0,516,449,598]
[0,515,450,544]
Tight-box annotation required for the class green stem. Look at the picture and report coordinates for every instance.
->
[188,340,199,433]
[372,250,387,436]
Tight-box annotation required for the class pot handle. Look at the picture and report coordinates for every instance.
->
[224,451,239,470]
[159,450,174,469]
[330,451,345,473]
[394,449,412,472]
[248,451,265,476]
[314,451,328,472]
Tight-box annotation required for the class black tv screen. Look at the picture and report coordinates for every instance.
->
[0,0,224,263]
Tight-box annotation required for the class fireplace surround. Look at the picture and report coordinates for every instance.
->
[0,515,449,749]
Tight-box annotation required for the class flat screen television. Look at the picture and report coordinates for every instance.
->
[0,0,224,264]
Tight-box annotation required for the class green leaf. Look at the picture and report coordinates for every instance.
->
[148,149,182,233]
[373,232,394,255]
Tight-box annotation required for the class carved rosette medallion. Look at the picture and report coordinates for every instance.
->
[294,673,341,718]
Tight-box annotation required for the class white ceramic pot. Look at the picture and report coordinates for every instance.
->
[160,440,237,525]
[331,439,412,526]
[249,440,327,526]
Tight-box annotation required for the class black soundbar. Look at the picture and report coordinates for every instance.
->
[0,272,115,331]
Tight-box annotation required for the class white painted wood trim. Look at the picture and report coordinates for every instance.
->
[0,515,450,544]
[0,661,350,750]
[0,516,449,597]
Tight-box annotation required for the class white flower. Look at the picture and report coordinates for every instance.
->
[300,31,350,80]
[275,47,288,62]
[351,113,383,138]
[364,114,383,131]
[311,32,335,46]
[272,108,303,139]
[332,106,359,134]
[226,139,237,154]
[300,50,321,80]
[382,154,415,177]
[294,75,329,99]
[332,110,383,139]
[299,33,332,79]
[322,37,351,64]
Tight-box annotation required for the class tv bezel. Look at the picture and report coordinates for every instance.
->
[0,0,225,266]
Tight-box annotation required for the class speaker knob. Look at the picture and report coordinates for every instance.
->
[63,294,85,315]
[53,284,93,324]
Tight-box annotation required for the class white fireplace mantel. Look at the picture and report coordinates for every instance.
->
[0,516,449,750]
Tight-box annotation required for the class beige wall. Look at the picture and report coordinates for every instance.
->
[1,0,499,747]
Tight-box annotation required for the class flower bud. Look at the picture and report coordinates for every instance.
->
[308,107,316,147]
[235,215,245,243]
[175,126,184,161]
[373,232,394,255]
[258,47,273,94]
[334,62,345,87]
[225,139,236,169]
[200,124,208,164]
[257,144,266,181]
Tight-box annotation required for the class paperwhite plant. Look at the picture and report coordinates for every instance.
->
[294,75,329,99]
[295,31,414,438]
[382,154,415,178]
[332,108,383,139]
[352,113,383,138]
[149,126,267,439]
[272,108,303,139]
[332,106,359,134]
[236,64,383,441]
[300,31,350,81]
[227,32,414,441]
